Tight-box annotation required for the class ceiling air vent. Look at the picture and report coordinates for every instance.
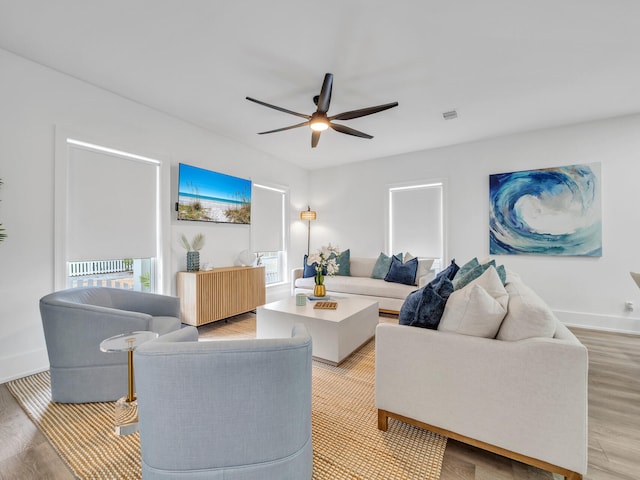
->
[442,110,458,120]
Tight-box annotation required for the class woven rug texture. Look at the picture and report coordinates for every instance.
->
[8,340,446,480]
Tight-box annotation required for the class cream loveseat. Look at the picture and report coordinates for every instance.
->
[292,253,436,314]
[376,263,588,480]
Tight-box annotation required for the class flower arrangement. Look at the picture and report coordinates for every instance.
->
[307,244,340,286]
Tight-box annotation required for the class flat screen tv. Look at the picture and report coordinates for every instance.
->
[177,163,251,224]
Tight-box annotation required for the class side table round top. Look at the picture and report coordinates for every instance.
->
[100,331,159,353]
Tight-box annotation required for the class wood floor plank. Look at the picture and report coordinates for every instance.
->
[0,385,75,479]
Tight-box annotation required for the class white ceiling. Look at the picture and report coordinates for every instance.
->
[1,0,639,168]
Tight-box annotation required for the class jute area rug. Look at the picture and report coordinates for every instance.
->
[7,340,446,479]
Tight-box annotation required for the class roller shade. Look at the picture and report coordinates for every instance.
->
[67,145,158,261]
[251,184,285,252]
[390,184,442,258]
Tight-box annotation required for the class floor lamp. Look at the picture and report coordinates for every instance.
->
[300,206,316,255]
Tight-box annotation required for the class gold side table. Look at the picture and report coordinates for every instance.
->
[100,331,158,435]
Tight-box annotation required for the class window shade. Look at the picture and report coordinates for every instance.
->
[251,185,284,252]
[390,185,442,258]
[67,145,158,261]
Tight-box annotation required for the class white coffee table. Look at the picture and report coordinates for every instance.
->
[257,296,379,365]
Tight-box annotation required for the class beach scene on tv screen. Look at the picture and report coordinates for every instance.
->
[178,164,251,224]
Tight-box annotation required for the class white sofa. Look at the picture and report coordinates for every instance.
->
[292,256,436,314]
[375,268,588,480]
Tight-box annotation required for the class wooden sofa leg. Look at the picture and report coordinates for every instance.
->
[377,409,389,431]
[565,473,582,480]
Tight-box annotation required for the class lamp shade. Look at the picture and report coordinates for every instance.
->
[300,209,316,221]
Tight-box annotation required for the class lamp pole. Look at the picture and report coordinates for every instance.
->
[300,206,316,255]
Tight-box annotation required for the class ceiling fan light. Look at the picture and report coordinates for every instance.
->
[310,119,329,131]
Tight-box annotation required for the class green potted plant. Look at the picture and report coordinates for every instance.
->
[181,233,205,272]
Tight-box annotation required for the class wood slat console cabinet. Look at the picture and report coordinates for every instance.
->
[176,266,266,326]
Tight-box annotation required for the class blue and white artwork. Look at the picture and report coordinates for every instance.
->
[489,163,601,256]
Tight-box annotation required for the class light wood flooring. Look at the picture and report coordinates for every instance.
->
[1,314,639,479]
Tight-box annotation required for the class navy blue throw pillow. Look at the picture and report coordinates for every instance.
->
[399,287,422,325]
[436,259,460,281]
[303,255,315,278]
[385,256,418,286]
[399,274,454,329]
[302,255,326,278]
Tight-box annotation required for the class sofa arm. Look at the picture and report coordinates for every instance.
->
[291,267,304,295]
[375,323,588,475]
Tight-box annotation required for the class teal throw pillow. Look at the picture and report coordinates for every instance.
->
[496,264,507,285]
[384,256,418,286]
[453,257,480,282]
[329,249,351,276]
[453,260,496,290]
[371,252,403,279]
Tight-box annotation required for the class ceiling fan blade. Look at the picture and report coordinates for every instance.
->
[329,101,398,121]
[329,122,373,139]
[311,130,321,148]
[316,73,333,114]
[246,97,310,120]
[257,121,309,135]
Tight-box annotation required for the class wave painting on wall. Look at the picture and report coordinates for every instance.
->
[489,163,601,256]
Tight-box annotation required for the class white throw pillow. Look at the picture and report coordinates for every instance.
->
[463,265,509,310]
[438,284,507,338]
[497,277,557,341]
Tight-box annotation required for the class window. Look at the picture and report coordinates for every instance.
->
[56,138,163,292]
[389,181,444,269]
[251,183,288,285]
[66,258,155,292]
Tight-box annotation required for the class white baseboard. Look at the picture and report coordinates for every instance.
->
[555,309,640,335]
[1,348,49,383]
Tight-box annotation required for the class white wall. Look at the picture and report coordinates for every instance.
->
[310,114,640,333]
[0,49,310,382]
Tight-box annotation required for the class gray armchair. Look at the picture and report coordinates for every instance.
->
[135,324,313,480]
[39,286,181,403]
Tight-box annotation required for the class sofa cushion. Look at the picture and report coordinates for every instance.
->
[438,267,508,338]
[385,256,418,286]
[371,252,403,279]
[497,277,557,341]
[295,275,415,300]
[349,257,376,278]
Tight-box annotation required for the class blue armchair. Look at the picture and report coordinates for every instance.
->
[135,324,313,480]
[39,287,181,403]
